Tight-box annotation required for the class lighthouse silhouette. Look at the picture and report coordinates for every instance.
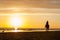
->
[45,21,49,31]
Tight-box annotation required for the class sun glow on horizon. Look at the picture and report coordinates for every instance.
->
[8,14,24,29]
[14,27,24,32]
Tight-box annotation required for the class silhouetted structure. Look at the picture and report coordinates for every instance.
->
[45,21,49,31]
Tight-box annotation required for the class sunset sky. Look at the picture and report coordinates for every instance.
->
[0,0,60,29]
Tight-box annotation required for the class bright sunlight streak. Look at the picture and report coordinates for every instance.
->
[14,28,23,32]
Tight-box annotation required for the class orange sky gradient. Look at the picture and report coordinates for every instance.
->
[0,0,60,29]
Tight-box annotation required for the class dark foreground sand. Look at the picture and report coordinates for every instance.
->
[0,31,60,40]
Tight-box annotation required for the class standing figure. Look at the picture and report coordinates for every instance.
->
[45,21,49,31]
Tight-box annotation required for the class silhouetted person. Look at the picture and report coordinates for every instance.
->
[45,21,49,31]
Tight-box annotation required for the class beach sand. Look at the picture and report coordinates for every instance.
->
[0,31,60,40]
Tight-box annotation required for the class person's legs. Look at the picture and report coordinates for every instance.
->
[46,27,49,31]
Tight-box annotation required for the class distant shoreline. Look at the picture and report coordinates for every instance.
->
[0,29,60,33]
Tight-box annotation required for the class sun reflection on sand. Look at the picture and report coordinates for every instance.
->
[14,28,23,32]
[14,28,18,32]
[14,30,18,32]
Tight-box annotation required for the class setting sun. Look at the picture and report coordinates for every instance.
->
[10,17,22,27]
[8,14,24,29]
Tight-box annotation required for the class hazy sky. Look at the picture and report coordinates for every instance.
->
[0,0,60,8]
[0,0,60,28]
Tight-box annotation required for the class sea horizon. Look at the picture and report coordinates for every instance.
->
[0,28,60,33]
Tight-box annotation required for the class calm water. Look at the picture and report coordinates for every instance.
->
[0,29,60,33]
